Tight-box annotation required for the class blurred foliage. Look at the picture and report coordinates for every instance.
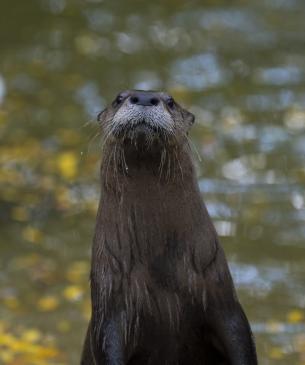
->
[1,0,305,364]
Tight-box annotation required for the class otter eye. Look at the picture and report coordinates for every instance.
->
[166,97,175,109]
[113,94,124,107]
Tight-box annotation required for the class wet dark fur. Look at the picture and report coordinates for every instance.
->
[81,91,258,365]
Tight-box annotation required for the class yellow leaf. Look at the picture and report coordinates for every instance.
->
[265,320,285,333]
[63,285,83,301]
[66,261,89,283]
[10,338,30,352]
[11,206,29,221]
[287,309,304,323]
[29,345,59,357]
[0,333,16,346]
[82,299,91,320]
[57,151,78,180]
[21,329,41,343]
[269,346,284,359]
[37,296,59,312]
[0,349,14,363]
[22,226,43,244]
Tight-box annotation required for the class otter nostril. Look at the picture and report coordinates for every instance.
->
[130,93,160,106]
[150,98,159,106]
[130,96,139,104]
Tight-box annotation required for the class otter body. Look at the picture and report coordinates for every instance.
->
[81,90,257,365]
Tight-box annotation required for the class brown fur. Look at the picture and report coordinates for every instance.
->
[81,90,257,365]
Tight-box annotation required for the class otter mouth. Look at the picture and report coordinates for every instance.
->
[114,118,164,139]
[111,118,169,152]
[128,119,159,132]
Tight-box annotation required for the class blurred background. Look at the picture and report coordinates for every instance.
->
[0,0,305,364]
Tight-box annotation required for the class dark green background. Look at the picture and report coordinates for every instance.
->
[1,0,305,364]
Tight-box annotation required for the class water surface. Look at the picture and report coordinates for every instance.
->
[0,1,305,364]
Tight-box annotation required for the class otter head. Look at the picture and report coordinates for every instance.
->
[98,90,194,151]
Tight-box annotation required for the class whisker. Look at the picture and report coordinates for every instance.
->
[87,129,102,153]
[82,117,97,128]
[159,148,166,180]
[184,133,202,162]
[174,147,184,183]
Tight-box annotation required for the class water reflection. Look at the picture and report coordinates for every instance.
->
[171,53,229,90]
[255,66,303,85]
[0,76,5,106]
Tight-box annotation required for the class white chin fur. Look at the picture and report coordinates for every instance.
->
[112,103,174,133]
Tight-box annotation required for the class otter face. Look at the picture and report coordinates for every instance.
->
[98,90,194,147]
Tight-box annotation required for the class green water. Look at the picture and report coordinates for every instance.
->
[0,1,305,364]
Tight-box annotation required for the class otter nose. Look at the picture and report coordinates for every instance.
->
[129,92,160,106]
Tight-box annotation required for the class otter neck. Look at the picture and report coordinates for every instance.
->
[94,142,217,276]
[101,142,195,192]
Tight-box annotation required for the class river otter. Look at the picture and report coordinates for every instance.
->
[81,90,257,365]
